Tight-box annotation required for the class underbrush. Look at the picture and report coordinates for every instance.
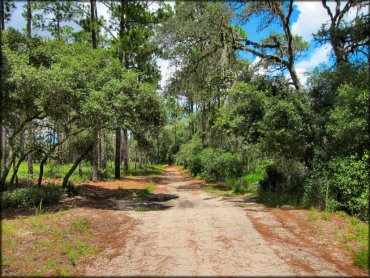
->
[1,184,68,209]
[128,163,165,176]
[254,190,302,208]
[10,161,165,184]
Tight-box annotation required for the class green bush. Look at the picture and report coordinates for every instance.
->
[232,173,264,194]
[260,159,307,194]
[199,148,242,181]
[1,185,68,209]
[329,156,368,220]
[175,135,203,174]
[303,161,331,210]
[176,138,242,181]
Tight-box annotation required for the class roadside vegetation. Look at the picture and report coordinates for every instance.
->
[1,0,368,274]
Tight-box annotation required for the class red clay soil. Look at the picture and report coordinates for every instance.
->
[245,205,367,276]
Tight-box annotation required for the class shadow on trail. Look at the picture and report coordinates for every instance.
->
[2,184,179,220]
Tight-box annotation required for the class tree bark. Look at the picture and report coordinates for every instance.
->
[115,128,121,179]
[99,129,106,170]
[78,161,83,176]
[0,148,14,189]
[123,128,129,172]
[1,0,5,31]
[90,0,98,49]
[0,125,5,177]
[26,0,32,38]
[27,125,33,176]
[10,150,32,186]
[37,156,48,187]
[62,144,92,187]
[91,138,98,182]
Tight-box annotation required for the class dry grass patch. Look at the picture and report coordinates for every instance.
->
[2,208,135,276]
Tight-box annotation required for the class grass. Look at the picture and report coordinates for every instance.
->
[9,161,165,185]
[203,185,235,197]
[305,208,369,270]
[254,190,301,208]
[136,206,149,212]
[1,212,99,276]
[136,183,156,198]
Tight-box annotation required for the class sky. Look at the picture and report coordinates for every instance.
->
[5,1,361,88]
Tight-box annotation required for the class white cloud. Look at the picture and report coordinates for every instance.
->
[292,2,366,42]
[292,2,333,42]
[294,43,332,86]
[296,43,332,69]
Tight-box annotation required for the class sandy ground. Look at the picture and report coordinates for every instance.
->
[84,166,365,276]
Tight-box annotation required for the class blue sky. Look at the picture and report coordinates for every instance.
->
[7,1,360,87]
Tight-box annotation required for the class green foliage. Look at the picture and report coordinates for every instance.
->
[175,135,203,175]
[176,137,242,181]
[326,84,369,156]
[260,159,307,194]
[232,172,264,194]
[199,148,242,181]
[1,185,68,209]
[329,156,368,220]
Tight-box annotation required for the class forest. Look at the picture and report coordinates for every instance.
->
[0,0,369,276]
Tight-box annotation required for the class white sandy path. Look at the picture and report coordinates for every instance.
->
[84,167,348,276]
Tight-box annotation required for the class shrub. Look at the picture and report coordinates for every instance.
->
[260,159,307,194]
[1,185,68,209]
[303,161,331,210]
[199,148,242,181]
[175,135,203,174]
[232,173,264,194]
[328,156,368,220]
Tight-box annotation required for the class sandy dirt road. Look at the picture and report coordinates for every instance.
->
[84,166,364,276]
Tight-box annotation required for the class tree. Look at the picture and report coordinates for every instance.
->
[105,0,172,177]
[32,0,76,41]
[314,0,370,65]
[232,0,308,91]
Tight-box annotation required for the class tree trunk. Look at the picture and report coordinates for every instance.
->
[78,161,83,176]
[27,124,33,176]
[90,0,98,49]
[62,144,92,187]
[10,150,31,186]
[0,125,4,177]
[100,129,106,170]
[0,149,14,189]
[138,149,142,169]
[26,0,32,38]
[123,128,129,172]
[287,63,303,92]
[91,139,98,182]
[115,128,121,179]
[57,128,63,163]
[0,0,5,31]
[37,156,48,187]
[26,152,33,174]
[201,103,206,146]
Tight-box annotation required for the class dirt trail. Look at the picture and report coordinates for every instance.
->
[84,166,362,276]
